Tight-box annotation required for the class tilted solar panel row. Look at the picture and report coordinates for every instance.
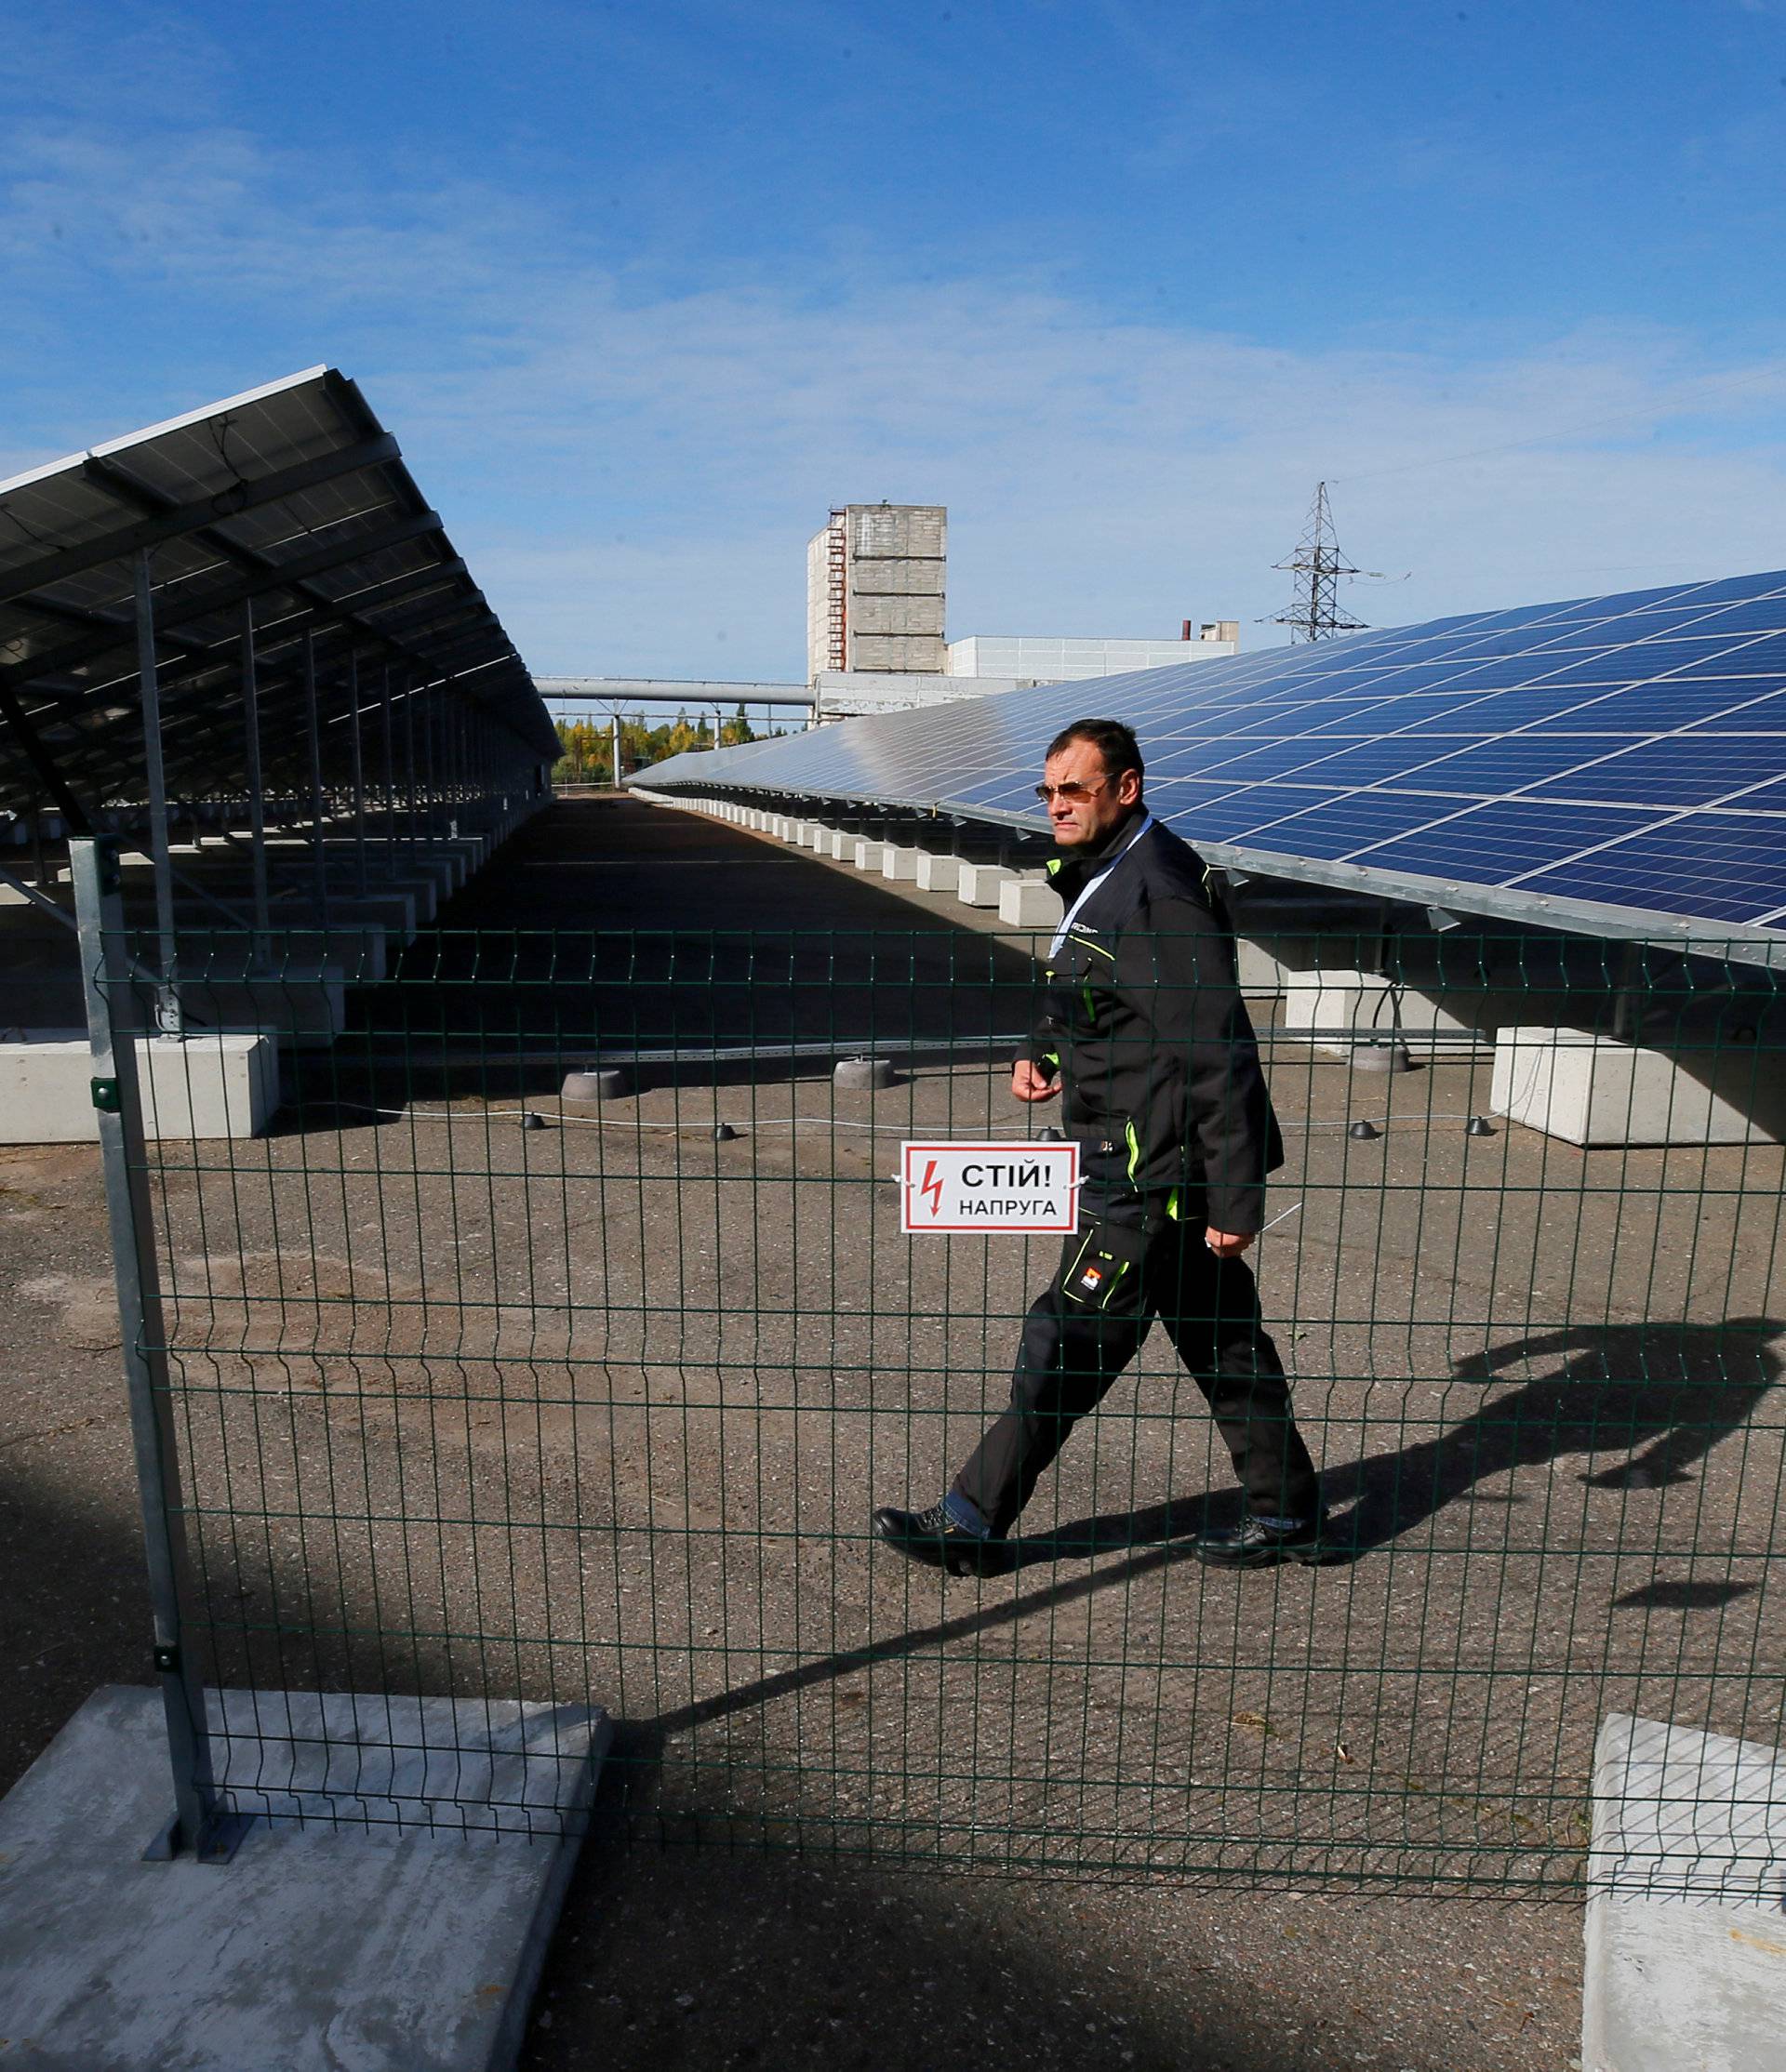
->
[634,569,1786,946]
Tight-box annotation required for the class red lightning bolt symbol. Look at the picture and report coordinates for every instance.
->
[920,1159,943,1218]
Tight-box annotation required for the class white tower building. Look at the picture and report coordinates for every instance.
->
[806,505,947,681]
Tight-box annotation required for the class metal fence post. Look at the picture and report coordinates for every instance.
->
[70,833,242,1863]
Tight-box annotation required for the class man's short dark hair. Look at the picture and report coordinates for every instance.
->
[1045,718,1144,786]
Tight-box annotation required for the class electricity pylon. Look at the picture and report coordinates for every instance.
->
[1269,482,1370,642]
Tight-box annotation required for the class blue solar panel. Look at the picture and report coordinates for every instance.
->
[1377,736,1628,795]
[1350,800,1656,879]
[1685,688,1786,733]
[636,566,1786,942]
[1522,684,1773,731]
[1525,736,1786,806]
[1664,597,1786,634]
[1230,789,1446,858]
[1517,814,1786,925]
[1388,655,1615,694]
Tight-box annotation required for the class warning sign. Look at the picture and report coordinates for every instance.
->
[900,1140,1080,1234]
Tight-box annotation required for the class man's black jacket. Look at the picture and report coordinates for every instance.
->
[1023,815,1285,1235]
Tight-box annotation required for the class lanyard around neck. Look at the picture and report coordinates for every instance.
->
[1048,812,1153,959]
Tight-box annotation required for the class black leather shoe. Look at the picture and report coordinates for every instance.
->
[873,1502,1001,1577]
[1193,1512,1331,1569]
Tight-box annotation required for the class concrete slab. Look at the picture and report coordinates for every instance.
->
[0,1684,609,2072]
[998,878,1063,929]
[1493,1026,1785,1147]
[955,862,1015,908]
[1584,1712,1786,2072]
[0,1031,279,1142]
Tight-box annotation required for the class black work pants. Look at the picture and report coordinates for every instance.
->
[950,1215,1319,1538]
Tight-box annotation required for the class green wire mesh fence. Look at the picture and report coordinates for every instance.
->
[91,910,1785,1893]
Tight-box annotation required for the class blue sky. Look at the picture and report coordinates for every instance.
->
[7,0,1786,678]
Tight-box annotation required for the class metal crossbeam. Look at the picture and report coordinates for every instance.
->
[0,516,452,695]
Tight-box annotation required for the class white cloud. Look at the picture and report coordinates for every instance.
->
[7,78,1786,682]
[413,289,1786,675]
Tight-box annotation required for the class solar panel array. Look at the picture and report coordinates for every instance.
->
[638,569,1786,945]
[0,366,555,829]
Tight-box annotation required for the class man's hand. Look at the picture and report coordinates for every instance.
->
[1010,1060,1060,1104]
[1205,1228,1256,1258]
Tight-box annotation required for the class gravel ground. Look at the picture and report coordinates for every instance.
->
[6,796,1783,2070]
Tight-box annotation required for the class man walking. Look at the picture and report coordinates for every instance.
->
[873,718,1325,1576]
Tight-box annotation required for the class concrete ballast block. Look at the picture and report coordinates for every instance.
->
[0,1032,279,1143]
[1280,966,1486,1061]
[881,846,921,882]
[1492,1027,1783,1147]
[998,879,1064,929]
[1236,937,1290,999]
[1584,1712,1786,2072]
[180,966,348,1047]
[561,1067,627,1101]
[833,1056,896,1090]
[914,854,960,893]
[955,863,1015,908]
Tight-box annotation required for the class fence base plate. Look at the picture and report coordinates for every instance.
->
[0,1683,610,2071]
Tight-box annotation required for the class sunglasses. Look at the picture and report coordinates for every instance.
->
[1034,776,1113,804]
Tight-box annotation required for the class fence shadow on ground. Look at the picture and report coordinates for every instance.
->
[606,1318,1782,1827]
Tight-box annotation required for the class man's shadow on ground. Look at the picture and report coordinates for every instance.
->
[1007,1316,1784,1572]
[617,1317,1781,1799]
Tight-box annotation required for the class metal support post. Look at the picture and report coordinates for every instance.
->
[611,712,622,789]
[380,664,396,874]
[1612,940,1648,1044]
[238,602,272,967]
[300,628,328,923]
[348,651,369,899]
[421,690,435,836]
[134,552,181,1035]
[27,787,49,887]
[70,834,245,1864]
[403,672,420,855]
[446,702,460,840]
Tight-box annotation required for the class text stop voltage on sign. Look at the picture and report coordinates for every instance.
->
[899,1141,1081,1234]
